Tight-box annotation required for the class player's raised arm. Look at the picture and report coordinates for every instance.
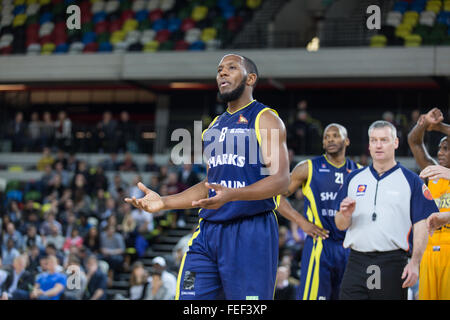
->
[407,109,441,170]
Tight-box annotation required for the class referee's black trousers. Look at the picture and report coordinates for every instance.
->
[339,249,408,300]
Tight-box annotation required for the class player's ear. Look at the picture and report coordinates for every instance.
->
[247,73,257,87]
[345,138,350,147]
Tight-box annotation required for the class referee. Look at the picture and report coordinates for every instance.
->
[334,120,438,300]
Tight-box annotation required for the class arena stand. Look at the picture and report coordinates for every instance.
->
[0,0,449,301]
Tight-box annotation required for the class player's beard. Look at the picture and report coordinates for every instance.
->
[326,143,345,156]
[218,76,247,103]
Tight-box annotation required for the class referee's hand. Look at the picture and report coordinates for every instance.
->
[339,197,356,217]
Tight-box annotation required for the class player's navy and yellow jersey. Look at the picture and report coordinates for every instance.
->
[302,155,361,242]
[200,99,280,222]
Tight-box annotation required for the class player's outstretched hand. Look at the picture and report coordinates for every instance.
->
[124,182,164,213]
[420,165,450,181]
[339,197,356,218]
[426,212,450,236]
[191,182,235,210]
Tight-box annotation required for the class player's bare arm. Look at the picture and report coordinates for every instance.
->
[407,114,437,170]
[125,178,209,213]
[277,161,329,239]
[335,197,356,231]
[192,109,289,210]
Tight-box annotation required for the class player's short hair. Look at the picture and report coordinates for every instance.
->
[324,123,348,140]
[368,120,397,140]
[224,54,259,87]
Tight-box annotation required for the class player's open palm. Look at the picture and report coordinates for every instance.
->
[124,182,164,213]
[339,197,356,218]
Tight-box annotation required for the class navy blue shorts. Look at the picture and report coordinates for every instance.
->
[175,211,279,300]
[299,236,349,300]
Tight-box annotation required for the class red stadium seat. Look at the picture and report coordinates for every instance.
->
[149,9,163,22]
[155,29,170,42]
[83,42,99,52]
[181,18,196,32]
[175,39,189,50]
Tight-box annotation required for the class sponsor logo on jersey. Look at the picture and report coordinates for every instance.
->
[356,184,367,196]
[319,163,330,172]
[422,184,433,201]
[237,114,248,124]
[208,154,245,168]
[320,192,337,201]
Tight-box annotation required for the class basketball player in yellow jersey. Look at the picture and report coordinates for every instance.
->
[408,107,450,300]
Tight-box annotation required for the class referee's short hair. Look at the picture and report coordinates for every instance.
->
[368,120,397,140]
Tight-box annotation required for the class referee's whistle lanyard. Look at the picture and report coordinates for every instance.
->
[372,180,379,222]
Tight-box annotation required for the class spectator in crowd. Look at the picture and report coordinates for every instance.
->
[99,225,125,280]
[8,111,27,152]
[44,244,64,269]
[119,152,139,172]
[150,256,176,299]
[43,224,65,251]
[289,110,309,155]
[83,255,107,300]
[146,268,173,300]
[2,238,20,267]
[63,256,87,300]
[36,147,54,171]
[53,149,68,170]
[158,165,169,183]
[100,153,120,172]
[128,175,145,201]
[144,155,159,173]
[274,266,297,300]
[178,164,200,188]
[148,175,160,193]
[27,112,42,152]
[3,222,23,251]
[90,166,109,194]
[26,245,41,276]
[71,174,91,215]
[62,228,83,253]
[97,111,117,153]
[61,210,78,238]
[92,189,108,219]
[116,111,135,153]
[22,225,44,251]
[31,255,66,300]
[53,160,70,188]
[0,255,35,300]
[0,258,8,287]
[128,261,150,300]
[54,111,72,152]
[121,204,137,271]
[39,164,54,194]
[131,206,153,235]
[5,201,22,230]
[171,225,195,273]
[66,152,79,172]
[96,196,116,228]
[44,173,65,200]
[40,212,62,237]
[83,226,100,255]
[108,174,129,201]
[40,111,55,150]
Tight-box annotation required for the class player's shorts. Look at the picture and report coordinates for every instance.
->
[419,231,450,300]
[175,211,279,300]
[299,236,349,300]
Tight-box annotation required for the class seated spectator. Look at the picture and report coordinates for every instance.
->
[274,266,297,300]
[2,238,20,267]
[99,225,125,279]
[40,212,62,237]
[90,166,108,194]
[96,193,115,226]
[100,153,120,172]
[22,225,44,251]
[44,173,65,199]
[43,224,65,251]
[0,258,7,288]
[131,207,153,234]
[26,245,41,276]
[62,229,83,254]
[150,256,176,299]
[83,255,107,300]
[83,226,100,255]
[171,225,195,273]
[146,269,173,300]
[178,163,200,188]
[119,152,138,172]
[53,160,70,187]
[148,175,160,193]
[92,189,108,218]
[36,147,54,171]
[63,256,87,300]
[71,174,91,214]
[31,255,66,300]
[128,175,145,200]
[128,261,151,300]
[62,211,80,239]
[53,149,68,170]
[6,201,22,227]
[2,222,23,251]
[44,244,65,269]
[108,174,129,201]
[144,155,159,172]
[0,255,35,300]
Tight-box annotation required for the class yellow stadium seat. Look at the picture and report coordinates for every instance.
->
[26,0,37,4]
[39,0,51,5]
[41,42,55,54]
[370,35,387,47]
[122,19,138,32]
[8,165,23,172]
[143,40,159,52]
[404,11,419,20]
[110,30,126,44]
[404,34,422,47]
[201,27,217,42]
[14,0,25,5]
[247,0,262,9]
[192,6,208,21]
[13,14,27,27]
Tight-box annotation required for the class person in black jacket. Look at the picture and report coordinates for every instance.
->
[1,255,35,300]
